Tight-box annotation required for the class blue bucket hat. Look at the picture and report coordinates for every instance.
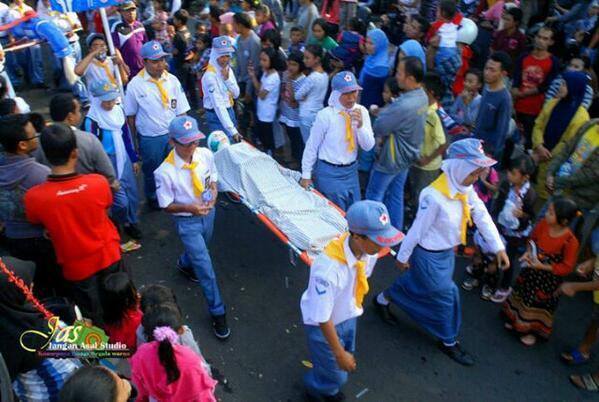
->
[141,40,170,60]
[212,35,235,56]
[85,32,105,49]
[331,71,362,94]
[447,138,497,167]
[346,200,404,247]
[89,80,119,101]
[168,116,205,144]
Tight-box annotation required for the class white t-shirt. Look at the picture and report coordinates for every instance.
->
[257,70,280,123]
[295,71,329,119]
[300,236,377,326]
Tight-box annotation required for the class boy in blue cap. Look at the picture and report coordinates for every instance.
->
[154,116,230,339]
[124,40,190,210]
[373,138,509,366]
[300,71,375,211]
[300,200,403,401]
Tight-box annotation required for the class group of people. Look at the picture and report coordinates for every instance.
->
[1,0,599,400]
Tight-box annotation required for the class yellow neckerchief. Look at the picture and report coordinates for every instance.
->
[205,64,234,107]
[164,150,204,197]
[430,173,471,245]
[338,110,355,154]
[323,233,369,309]
[139,69,169,109]
[91,59,116,85]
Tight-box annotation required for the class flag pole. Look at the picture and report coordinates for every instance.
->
[99,7,125,99]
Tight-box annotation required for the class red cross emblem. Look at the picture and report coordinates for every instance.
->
[344,74,352,82]
[379,213,389,225]
[152,43,160,51]
[221,39,228,46]
[183,121,192,130]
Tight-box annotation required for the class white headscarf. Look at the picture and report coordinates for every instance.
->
[86,99,127,179]
[327,90,356,112]
[440,159,480,196]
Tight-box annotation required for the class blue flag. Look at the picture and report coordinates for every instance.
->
[49,0,126,13]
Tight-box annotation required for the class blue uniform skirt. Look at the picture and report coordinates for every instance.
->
[386,246,461,344]
[313,159,361,212]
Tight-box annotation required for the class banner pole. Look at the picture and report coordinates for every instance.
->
[99,7,125,99]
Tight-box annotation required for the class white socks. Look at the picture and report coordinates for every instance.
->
[377,292,390,306]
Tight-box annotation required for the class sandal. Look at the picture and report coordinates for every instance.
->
[520,334,537,346]
[561,349,591,366]
[570,373,599,392]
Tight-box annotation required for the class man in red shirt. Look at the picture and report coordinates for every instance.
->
[491,8,527,67]
[511,26,560,150]
[24,123,124,325]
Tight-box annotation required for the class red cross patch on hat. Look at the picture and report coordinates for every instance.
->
[221,39,228,46]
[183,121,192,130]
[379,213,389,225]
[343,73,352,82]
[152,43,160,50]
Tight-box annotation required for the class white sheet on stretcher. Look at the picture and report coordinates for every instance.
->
[215,143,348,254]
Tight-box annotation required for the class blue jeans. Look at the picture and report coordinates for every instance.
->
[109,155,139,225]
[53,41,88,102]
[365,168,409,230]
[299,112,317,143]
[173,212,225,316]
[304,318,356,398]
[204,108,237,139]
[139,134,171,202]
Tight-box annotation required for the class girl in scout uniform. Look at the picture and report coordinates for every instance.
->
[300,200,403,401]
[201,35,241,142]
[300,71,375,211]
[154,116,230,340]
[373,138,510,366]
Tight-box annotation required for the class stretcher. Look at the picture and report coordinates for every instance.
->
[215,142,396,266]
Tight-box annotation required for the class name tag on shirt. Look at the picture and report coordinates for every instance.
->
[171,99,177,109]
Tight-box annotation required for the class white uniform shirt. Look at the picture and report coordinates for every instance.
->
[202,67,240,137]
[301,104,375,179]
[0,3,12,38]
[84,58,118,89]
[154,147,218,216]
[301,236,377,326]
[397,184,505,263]
[256,70,280,123]
[124,71,190,137]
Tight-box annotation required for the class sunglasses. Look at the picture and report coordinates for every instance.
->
[22,134,40,141]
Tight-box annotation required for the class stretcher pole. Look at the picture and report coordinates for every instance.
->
[99,7,125,99]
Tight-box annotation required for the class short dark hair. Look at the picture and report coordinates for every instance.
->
[140,284,178,314]
[262,28,282,48]
[552,196,578,226]
[0,114,32,152]
[489,51,513,73]
[349,17,366,36]
[233,12,253,29]
[570,54,591,70]
[423,72,445,100]
[173,9,189,24]
[312,18,331,36]
[28,113,47,133]
[209,5,223,20]
[465,68,483,85]
[401,56,424,83]
[290,25,304,34]
[304,44,324,61]
[385,76,401,98]
[506,7,523,24]
[508,154,535,177]
[287,50,306,71]
[0,98,16,116]
[40,123,77,166]
[412,14,430,35]
[196,33,212,47]
[439,0,457,19]
[538,25,555,40]
[49,94,77,122]
[58,366,118,402]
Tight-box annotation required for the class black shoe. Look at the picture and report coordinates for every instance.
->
[176,261,199,283]
[372,295,399,326]
[32,83,49,90]
[212,314,231,340]
[124,223,142,240]
[438,342,474,366]
[323,392,345,402]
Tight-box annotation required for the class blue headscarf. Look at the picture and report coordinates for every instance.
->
[359,29,390,82]
[543,71,588,150]
[399,40,426,73]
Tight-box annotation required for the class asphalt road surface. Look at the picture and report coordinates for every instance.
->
[19,86,599,402]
